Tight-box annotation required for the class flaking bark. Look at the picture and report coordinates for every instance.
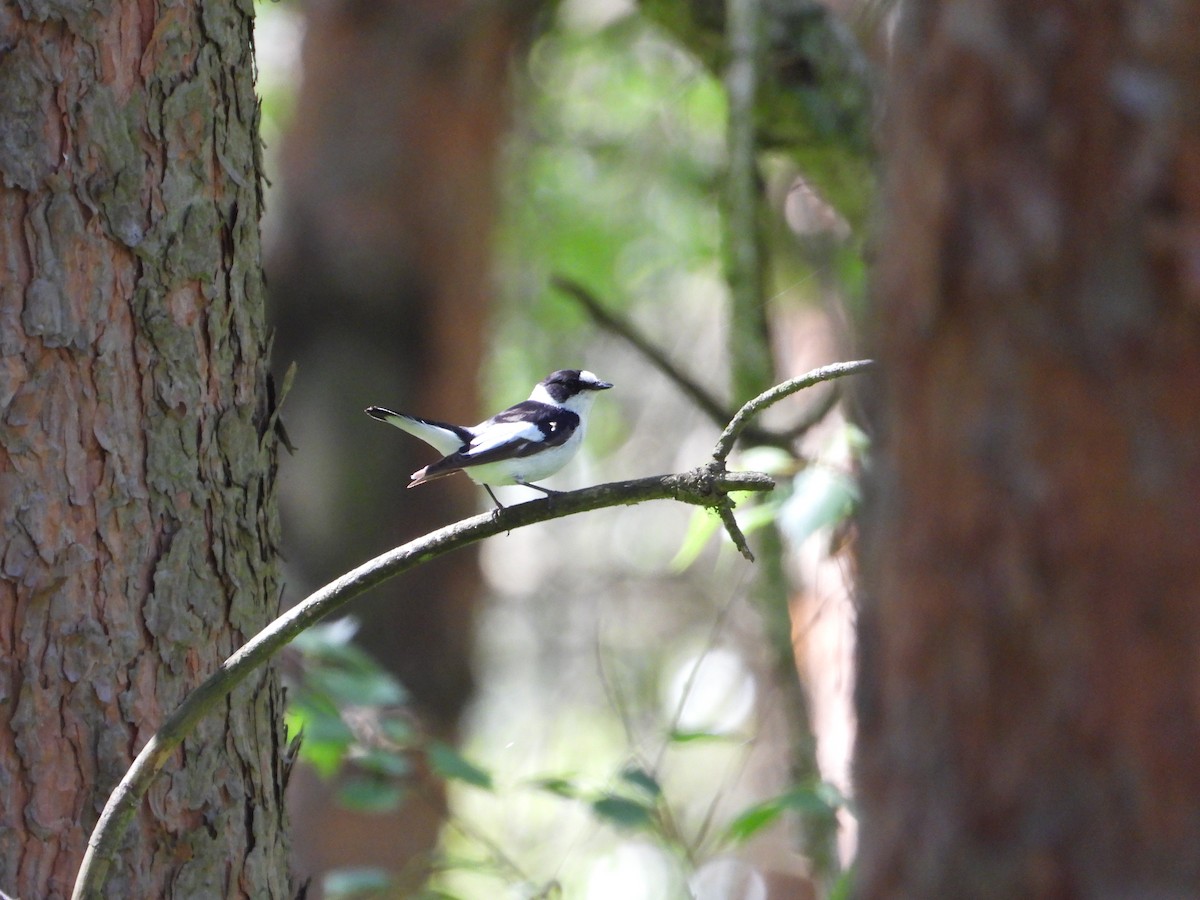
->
[0,2,291,897]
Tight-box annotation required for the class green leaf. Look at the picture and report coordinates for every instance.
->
[298,742,345,779]
[277,360,298,406]
[309,665,406,707]
[380,717,415,745]
[725,802,784,843]
[590,794,655,831]
[426,741,494,791]
[779,465,858,544]
[780,783,842,815]
[619,765,662,798]
[285,708,356,777]
[725,784,841,844]
[666,728,741,744]
[670,508,722,571]
[337,777,406,813]
[283,708,306,745]
[356,747,412,779]
[289,706,355,746]
[828,868,854,900]
[529,776,582,799]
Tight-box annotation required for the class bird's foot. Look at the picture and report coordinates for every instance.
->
[484,485,506,511]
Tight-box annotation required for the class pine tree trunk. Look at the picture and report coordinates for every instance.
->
[0,3,291,897]
[857,2,1200,896]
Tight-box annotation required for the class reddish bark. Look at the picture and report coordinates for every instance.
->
[858,2,1200,896]
[0,1,290,897]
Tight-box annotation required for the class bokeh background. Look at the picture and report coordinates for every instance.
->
[254,1,881,896]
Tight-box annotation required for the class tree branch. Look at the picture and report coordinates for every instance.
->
[72,360,873,899]
[552,275,843,448]
[551,275,732,427]
[713,358,875,460]
[71,469,770,899]
[725,0,772,402]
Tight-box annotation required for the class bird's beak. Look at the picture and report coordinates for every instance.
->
[594,381,613,390]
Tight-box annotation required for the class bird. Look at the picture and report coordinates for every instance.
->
[365,369,613,509]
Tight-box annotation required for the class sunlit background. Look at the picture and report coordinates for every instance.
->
[254,1,879,897]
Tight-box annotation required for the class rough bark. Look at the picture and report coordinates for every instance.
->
[857,1,1200,897]
[0,2,290,897]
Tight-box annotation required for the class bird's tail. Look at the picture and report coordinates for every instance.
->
[408,458,462,488]
[365,405,472,456]
[408,465,436,488]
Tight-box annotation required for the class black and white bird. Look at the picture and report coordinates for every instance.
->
[365,369,613,508]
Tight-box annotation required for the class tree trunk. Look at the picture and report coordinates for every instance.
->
[0,3,290,897]
[857,2,1200,897]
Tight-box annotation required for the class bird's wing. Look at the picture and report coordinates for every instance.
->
[364,406,473,456]
[414,404,581,484]
[465,419,545,458]
[469,402,580,455]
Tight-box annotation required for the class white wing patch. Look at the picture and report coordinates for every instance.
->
[465,420,543,457]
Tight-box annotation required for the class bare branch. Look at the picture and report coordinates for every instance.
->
[72,467,771,900]
[713,358,875,461]
[73,359,876,899]
[716,499,755,562]
[551,275,731,426]
[552,275,842,448]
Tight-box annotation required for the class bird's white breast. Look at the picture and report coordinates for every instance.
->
[463,423,585,486]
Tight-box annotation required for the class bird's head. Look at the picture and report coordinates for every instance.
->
[532,369,613,408]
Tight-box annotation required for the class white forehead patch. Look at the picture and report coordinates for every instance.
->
[580,370,601,384]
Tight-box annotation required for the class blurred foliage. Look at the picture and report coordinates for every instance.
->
[639,0,876,224]
[493,11,728,399]
[260,0,876,895]
[494,1,874,405]
[285,617,851,899]
[672,422,865,569]
[253,1,304,159]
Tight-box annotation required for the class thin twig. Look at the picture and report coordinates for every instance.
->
[71,468,772,900]
[551,275,730,426]
[716,499,755,562]
[713,359,875,461]
[707,361,873,566]
[552,275,840,448]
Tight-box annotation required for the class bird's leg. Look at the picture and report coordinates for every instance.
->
[521,482,562,497]
[483,485,505,511]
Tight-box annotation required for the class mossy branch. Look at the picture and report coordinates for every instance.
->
[70,360,871,900]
